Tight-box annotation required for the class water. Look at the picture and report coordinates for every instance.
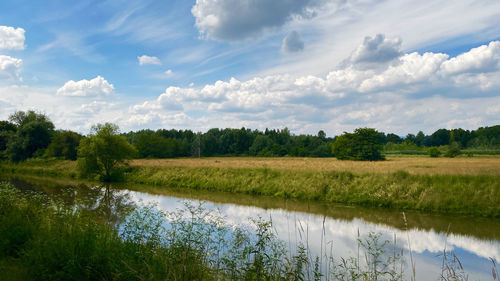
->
[3,175,499,280]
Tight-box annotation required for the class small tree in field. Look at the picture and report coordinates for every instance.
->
[332,128,384,161]
[77,123,137,181]
[428,147,441,158]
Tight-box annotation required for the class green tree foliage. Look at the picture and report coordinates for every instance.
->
[428,147,441,157]
[45,130,83,160]
[0,121,16,158]
[445,142,461,158]
[332,128,385,161]
[77,123,137,181]
[135,133,177,158]
[6,111,55,162]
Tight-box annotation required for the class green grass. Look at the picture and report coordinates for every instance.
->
[126,166,500,217]
[0,182,415,281]
[1,159,500,217]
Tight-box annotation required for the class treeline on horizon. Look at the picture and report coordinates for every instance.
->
[1,110,500,162]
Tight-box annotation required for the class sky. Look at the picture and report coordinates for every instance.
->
[1,0,500,136]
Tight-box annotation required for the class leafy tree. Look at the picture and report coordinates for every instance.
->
[430,129,450,146]
[249,135,273,156]
[414,131,425,146]
[385,133,402,144]
[428,147,441,158]
[45,130,83,160]
[6,111,55,162]
[332,128,384,161]
[444,142,461,158]
[134,134,177,158]
[77,123,137,181]
[0,121,16,154]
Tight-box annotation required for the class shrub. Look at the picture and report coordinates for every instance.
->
[428,147,441,157]
[332,128,384,161]
[445,142,461,158]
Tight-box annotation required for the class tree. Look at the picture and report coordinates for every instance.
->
[332,128,384,161]
[77,123,137,181]
[6,111,55,162]
[45,130,83,160]
[428,147,441,158]
[134,134,176,158]
[444,142,461,158]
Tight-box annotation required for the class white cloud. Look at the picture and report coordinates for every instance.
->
[164,69,174,76]
[0,26,25,50]
[0,55,22,80]
[56,76,114,97]
[282,31,305,53]
[359,52,449,92]
[138,55,162,65]
[349,34,402,65]
[191,0,326,41]
[122,39,500,134]
[440,41,500,75]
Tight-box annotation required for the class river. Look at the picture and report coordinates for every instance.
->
[3,175,499,280]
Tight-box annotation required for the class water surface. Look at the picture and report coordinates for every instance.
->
[3,175,499,280]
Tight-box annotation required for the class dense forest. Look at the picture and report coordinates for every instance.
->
[1,110,500,162]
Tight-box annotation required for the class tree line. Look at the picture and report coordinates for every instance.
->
[1,110,500,163]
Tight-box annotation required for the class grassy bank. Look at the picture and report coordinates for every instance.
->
[1,157,500,217]
[1,181,417,281]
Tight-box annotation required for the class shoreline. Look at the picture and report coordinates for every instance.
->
[1,157,499,217]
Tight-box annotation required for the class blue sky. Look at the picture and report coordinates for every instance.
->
[1,0,500,136]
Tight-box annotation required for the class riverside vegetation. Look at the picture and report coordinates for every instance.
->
[1,156,500,217]
[2,181,497,281]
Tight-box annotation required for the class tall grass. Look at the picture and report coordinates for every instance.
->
[2,157,500,217]
[126,167,500,217]
[0,182,497,281]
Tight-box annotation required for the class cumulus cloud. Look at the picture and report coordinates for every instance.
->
[282,31,305,53]
[0,26,25,50]
[359,52,449,92]
[164,69,174,76]
[348,34,402,65]
[56,76,114,97]
[0,55,22,80]
[122,38,500,134]
[138,55,161,65]
[440,41,500,75]
[191,0,324,41]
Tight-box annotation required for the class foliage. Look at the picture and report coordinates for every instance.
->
[444,142,461,158]
[77,123,137,181]
[428,147,441,158]
[44,130,82,160]
[332,128,385,161]
[134,133,178,158]
[5,111,55,162]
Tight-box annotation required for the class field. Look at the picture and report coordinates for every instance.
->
[130,156,500,176]
[2,156,500,217]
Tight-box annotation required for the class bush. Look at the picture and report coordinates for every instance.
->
[445,142,461,158]
[332,128,384,161]
[428,147,441,157]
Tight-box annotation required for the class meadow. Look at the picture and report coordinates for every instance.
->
[130,156,500,175]
[1,156,500,217]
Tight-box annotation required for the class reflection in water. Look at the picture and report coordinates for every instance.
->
[3,176,499,280]
[8,177,136,228]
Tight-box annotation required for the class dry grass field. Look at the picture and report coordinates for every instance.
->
[130,156,500,176]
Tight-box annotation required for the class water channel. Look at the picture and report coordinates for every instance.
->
[3,175,499,280]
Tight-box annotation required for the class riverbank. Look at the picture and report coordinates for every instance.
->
[1,157,499,217]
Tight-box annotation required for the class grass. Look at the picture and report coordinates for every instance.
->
[130,156,500,176]
[1,181,497,281]
[0,182,412,281]
[1,156,500,217]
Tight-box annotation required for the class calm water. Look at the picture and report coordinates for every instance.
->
[3,175,500,280]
